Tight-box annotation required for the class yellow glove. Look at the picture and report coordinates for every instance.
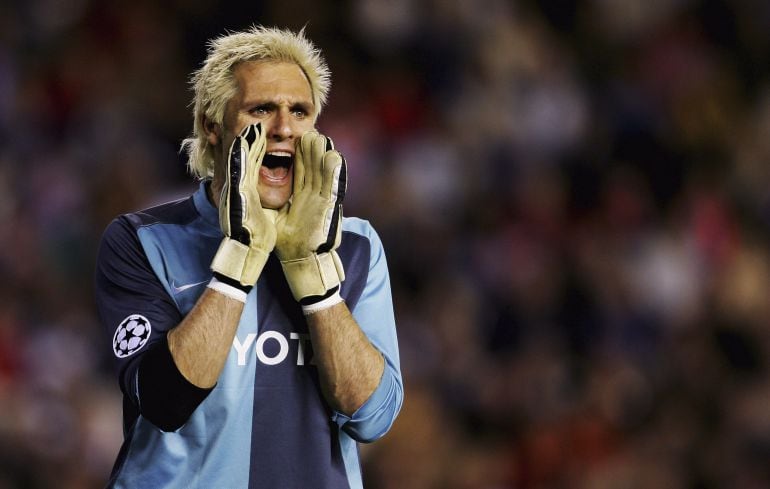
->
[210,123,277,298]
[275,131,347,306]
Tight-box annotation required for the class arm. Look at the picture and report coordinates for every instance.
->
[132,288,245,431]
[96,123,273,431]
[95,212,264,431]
[94,215,216,432]
[95,219,262,431]
[167,288,244,388]
[306,302,384,415]
[273,132,402,441]
[172,122,275,388]
[325,223,403,442]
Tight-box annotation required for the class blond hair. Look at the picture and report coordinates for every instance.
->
[181,26,331,179]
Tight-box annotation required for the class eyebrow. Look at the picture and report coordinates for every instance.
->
[243,99,314,113]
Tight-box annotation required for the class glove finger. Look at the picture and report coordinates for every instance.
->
[317,202,342,253]
[298,131,319,191]
[245,123,266,189]
[240,123,267,244]
[226,135,247,243]
[293,142,305,195]
[317,135,335,197]
[335,152,348,205]
[310,133,328,193]
[320,150,343,202]
[219,148,232,237]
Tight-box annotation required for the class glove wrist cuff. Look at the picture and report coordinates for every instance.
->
[280,251,345,302]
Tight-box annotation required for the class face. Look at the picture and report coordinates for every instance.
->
[207,60,316,209]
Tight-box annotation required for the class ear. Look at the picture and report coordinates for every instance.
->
[202,115,221,146]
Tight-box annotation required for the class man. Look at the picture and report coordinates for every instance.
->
[95,26,403,488]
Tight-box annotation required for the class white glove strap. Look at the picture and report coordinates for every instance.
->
[302,290,343,316]
[208,277,248,303]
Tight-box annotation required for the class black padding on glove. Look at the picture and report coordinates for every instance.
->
[318,155,346,254]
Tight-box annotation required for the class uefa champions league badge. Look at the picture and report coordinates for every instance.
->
[113,314,152,358]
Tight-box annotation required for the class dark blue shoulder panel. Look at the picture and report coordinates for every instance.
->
[337,230,370,309]
[124,196,198,228]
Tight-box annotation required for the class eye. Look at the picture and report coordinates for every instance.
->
[250,105,271,116]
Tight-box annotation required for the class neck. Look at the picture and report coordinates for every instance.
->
[206,179,222,209]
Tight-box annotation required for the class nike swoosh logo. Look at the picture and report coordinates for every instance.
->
[171,279,208,294]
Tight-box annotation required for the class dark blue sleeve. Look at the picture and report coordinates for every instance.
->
[95,216,212,431]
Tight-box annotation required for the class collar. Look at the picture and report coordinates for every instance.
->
[192,179,220,230]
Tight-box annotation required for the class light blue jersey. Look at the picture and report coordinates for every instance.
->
[95,181,403,488]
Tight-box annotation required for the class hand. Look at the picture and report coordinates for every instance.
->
[275,130,347,303]
[211,123,277,290]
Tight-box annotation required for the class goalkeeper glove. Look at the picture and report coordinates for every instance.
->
[210,123,277,300]
[275,131,347,309]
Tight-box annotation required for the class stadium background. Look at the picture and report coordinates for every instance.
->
[1,0,769,487]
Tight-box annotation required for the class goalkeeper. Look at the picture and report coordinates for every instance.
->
[94,26,403,489]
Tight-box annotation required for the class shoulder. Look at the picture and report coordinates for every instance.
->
[342,217,382,244]
[123,195,198,230]
[341,217,387,255]
[339,216,389,270]
[101,195,196,240]
[98,195,198,260]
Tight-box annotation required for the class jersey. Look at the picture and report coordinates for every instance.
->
[94,181,403,489]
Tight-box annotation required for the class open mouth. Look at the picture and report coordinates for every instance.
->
[261,152,293,182]
[263,152,293,169]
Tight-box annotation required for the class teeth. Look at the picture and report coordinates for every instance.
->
[267,151,292,157]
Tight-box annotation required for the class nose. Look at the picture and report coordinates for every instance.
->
[267,108,293,141]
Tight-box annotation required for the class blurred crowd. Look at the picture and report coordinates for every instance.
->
[1,0,769,488]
